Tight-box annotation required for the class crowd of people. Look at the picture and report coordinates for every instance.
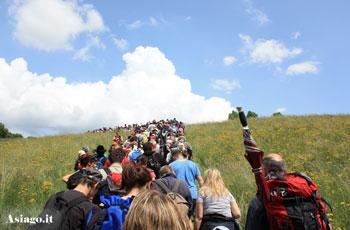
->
[30,114,331,230]
[87,118,185,134]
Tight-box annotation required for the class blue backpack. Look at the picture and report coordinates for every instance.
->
[95,195,133,230]
[95,156,107,169]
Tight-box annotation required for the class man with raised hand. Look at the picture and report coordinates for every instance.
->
[237,107,331,230]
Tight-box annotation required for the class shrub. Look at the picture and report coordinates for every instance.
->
[273,112,283,116]
[228,110,239,120]
[247,111,258,118]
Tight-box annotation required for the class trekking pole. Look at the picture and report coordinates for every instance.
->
[237,107,248,129]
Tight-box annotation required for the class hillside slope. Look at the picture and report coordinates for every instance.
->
[0,115,349,229]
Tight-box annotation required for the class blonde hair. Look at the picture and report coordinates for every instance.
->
[199,168,230,198]
[123,190,190,230]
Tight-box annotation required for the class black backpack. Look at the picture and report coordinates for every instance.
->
[201,213,240,230]
[147,155,162,178]
[29,191,92,230]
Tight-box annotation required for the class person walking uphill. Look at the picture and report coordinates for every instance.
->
[29,168,102,230]
[170,150,203,217]
[152,165,193,217]
[96,163,153,230]
[236,107,331,230]
[195,168,240,230]
[123,190,191,230]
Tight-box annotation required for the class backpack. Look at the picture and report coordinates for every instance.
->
[147,155,161,178]
[104,168,122,193]
[95,156,107,169]
[94,168,124,205]
[153,179,189,217]
[95,195,133,230]
[263,172,331,230]
[29,191,93,230]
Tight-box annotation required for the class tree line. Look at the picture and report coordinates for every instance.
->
[228,110,283,120]
[0,122,23,138]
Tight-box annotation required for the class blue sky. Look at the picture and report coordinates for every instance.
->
[0,0,349,135]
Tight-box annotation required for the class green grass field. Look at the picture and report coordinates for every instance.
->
[1,115,349,229]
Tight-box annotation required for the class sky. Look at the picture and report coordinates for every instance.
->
[0,0,349,136]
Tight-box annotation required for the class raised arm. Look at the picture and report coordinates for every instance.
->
[237,107,266,196]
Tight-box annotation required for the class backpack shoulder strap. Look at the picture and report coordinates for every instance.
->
[292,171,313,185]
[66,196,89,210]
[321,197,333,213]
[85,206,100,230]
[54,191,66,202]
[104,167,112,175]
[154,179,171,194]
[94,207,108,229]
[173,180,181,193]
[56,191,65,197]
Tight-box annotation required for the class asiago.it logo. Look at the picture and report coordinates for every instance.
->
[7,214,53,224]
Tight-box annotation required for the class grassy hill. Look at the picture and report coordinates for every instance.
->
[0,115,349,229]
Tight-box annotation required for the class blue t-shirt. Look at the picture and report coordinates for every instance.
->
[169,159,201,199]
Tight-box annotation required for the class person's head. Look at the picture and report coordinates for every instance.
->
[122,163,152,193]
[78,150,87,158]
[172,148,187,160]
[159,165,174,177]
[200,168,229,198]
[88,156,97,169]
[129,135,137,142]
[79,154,91,168]
[95,145,106,156]
[123,190,190,230]
[109,147,125,164]
[136,155,148,167]
[129,150,143,164]
[143,142,154,156]
[166,139,173,147]
[73,168,102,199]
[262,153,287,176]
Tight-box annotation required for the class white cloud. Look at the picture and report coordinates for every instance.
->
[9,0,106,51]
[112,36,128,51]
[286,61,319,75]
[223,56,237,66]
[244,0,270,25]
[74,36,105,61]
[212,79,241,93]
[122,16,167,30]
[125,20,143,30]
[275,107,287,113]
[239,34,303,64]
[291,31,301,39]
[184,16,192,21]
[149,17,158,27]
[0,46,234,136]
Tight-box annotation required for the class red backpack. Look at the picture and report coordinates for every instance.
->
[104,168,122,192]
[263,172,331,230]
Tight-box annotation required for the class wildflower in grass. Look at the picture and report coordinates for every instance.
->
[42,180,53,192]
